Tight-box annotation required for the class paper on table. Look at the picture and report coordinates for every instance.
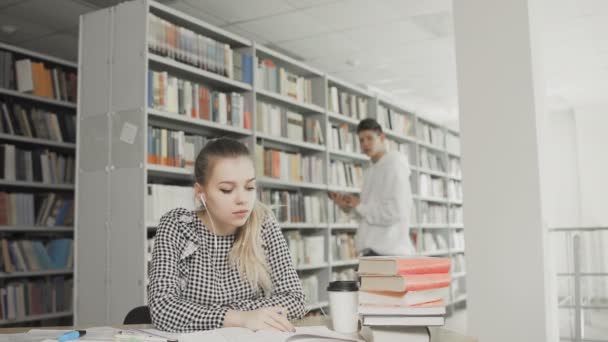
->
[179,326,364,342]
[7,327,123,342]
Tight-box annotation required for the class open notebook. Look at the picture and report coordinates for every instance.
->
[179,326,364,342]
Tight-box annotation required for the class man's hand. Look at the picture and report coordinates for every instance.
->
[328,192,351,212]
[344,195,360,209]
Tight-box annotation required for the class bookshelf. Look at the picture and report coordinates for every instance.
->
[77,0,465,324]
[0,42,77,326]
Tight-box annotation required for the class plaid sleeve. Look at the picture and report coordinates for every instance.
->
[227,215,306,319]
[147,210,229,332]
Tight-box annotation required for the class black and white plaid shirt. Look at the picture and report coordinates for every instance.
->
[148,208,306,332]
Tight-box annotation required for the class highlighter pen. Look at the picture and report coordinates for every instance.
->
[58,330,87,342]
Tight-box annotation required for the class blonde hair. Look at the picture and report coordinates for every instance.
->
[195,138,273,294]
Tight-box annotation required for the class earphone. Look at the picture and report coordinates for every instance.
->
[200,193,219,254]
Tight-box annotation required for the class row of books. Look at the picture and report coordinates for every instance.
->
[358,257,451,331]
[449,206,463,223]
[283,231,325,267]
[301,274,319,307]
[385,140,414,165]
[0,277,72,321]
[446,133,460,155]
[0,192,73,227]
[418,121,446,148]
[448,157,462,178]
[327,202,356,225]
[148,14,253,83]
[256,59,314,104]
[329,124,361,153]
[418,174,446,199]
[148,70,251,129]
[146,184,195,225]
[330,233,356,261]
[377,105,414,137]
[418,202,448,225]
[451,231,465,251]
[452,254,466,273]
[9,57,77,103]
[0,145,75,184]
[256,101,324,144]
[0,50,16,90]
[447,180,463,201]
[331,268,357,282]
[419,147,446,173]
[327,86,369,119]
[420,232,449,252]
[256,145,324,184]
[0,101,76,143]
[329,160,364,189]
[0,238,73,272]
[147,126,209,170]
[258,190,326,224]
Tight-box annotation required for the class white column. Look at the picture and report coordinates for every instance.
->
[452,0,558,341]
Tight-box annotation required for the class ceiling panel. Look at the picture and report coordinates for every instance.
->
[227,11,331,43]
[379,0,451,17]
[336,19,435,49]
[0,0,94,31]
[283,0,345,9]
[18,31,79,61]
[276,30,359,61]
[300,0,403,31]
[0,13,53,44]
[177,0,292,24]
[168,1,228,27]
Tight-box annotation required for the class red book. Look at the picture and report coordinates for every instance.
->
[359,256,451,276]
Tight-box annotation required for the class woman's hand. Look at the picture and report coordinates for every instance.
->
[225,306,295,332]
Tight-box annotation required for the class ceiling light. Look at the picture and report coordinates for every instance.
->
[1,25,17,35]
[346,59,360,67]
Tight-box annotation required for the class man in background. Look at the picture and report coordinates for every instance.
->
[329,118,415,257]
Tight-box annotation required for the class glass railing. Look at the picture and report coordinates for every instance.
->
[550,226,608,342]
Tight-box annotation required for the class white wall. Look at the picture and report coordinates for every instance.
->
[574,103,608,226]
[573,102,608,300]
[542,106,581,228]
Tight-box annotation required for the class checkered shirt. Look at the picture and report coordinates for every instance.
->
[148,208,305,332]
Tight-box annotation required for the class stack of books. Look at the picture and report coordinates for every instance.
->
[358,256,452,342]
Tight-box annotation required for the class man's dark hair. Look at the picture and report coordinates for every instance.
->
[356,118,383,135]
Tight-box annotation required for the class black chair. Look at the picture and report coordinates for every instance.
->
[124,305,152,325]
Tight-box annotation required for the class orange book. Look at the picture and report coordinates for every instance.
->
[361,273,451,292]
[42,67,53,98]
[359,256,451,276]
[271,150,281,178]
[31,62,45,97]
[243,111,251,130]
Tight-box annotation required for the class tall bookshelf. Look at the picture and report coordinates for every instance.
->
[76,0,465,324]
[0,42,77,326]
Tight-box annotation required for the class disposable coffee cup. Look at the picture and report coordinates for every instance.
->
[327,280,359,333]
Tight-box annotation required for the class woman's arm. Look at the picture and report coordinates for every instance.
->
[227,216,306,320]
[147,211,230,332]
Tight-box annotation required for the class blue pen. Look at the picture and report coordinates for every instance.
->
[58,330,87,342]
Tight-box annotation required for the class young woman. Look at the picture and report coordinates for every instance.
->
[148,138,305,332]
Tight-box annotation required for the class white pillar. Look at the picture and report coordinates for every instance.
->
[453,0,558,341]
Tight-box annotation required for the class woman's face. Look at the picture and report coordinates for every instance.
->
[198,156,257,233]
